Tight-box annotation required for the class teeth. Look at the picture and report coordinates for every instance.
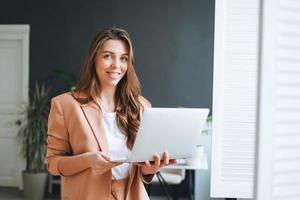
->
[107,72,119,75]
[107,72,120,78]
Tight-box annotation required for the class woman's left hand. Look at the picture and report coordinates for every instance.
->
[139,151,177,175]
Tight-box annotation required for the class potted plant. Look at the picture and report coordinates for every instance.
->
[15,83,50,199]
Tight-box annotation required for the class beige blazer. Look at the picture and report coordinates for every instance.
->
[45,92,152,200]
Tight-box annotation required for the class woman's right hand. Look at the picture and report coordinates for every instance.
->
[87,151,122,175]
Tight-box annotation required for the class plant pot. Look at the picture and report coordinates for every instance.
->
[22,171,48,200]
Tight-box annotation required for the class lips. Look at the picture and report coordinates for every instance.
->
[106,72,120,75]
[106,71,121,79]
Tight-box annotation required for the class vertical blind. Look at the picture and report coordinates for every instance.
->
[256,0,300,199]
[211,0,260,198]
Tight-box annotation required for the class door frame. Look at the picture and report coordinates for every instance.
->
[0,24,30,189]
[0,25,29,102]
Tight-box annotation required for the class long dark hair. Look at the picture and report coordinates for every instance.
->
[73,27,142,149]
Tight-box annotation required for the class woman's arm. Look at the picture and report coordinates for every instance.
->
[45,97,89,176]
[45,98,120,176]
[138,151,177,184]
[58,151,121,176]
[55,152,92,176]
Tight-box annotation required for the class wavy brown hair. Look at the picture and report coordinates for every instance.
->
[72,27,142,149]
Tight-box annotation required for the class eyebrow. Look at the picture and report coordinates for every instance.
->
[101,50,128,56]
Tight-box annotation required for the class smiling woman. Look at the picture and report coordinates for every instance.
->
[45,27,175,200]
[96,40,128,89]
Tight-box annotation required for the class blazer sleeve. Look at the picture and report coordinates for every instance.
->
[139,168,155,184]
[45,97,71,176]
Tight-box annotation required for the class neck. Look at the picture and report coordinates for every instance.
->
[99,86,116,112]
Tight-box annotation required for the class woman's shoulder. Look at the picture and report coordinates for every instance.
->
[51,92,79,106]
[138,95,152,109]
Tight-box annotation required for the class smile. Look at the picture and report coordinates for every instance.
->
[106,72,121,79]
[106,72,120,75]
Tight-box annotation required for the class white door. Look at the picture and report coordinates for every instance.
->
[256,0,300,199]
[0,25,29,188]
[211,0,260,198]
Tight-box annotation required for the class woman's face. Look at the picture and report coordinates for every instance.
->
[95,39,129,89]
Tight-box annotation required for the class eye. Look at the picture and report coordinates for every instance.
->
[120,56,128,62]
[103,54,112,60]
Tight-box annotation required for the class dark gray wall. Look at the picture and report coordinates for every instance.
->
[0,0,214,197]
[0,0,214,110]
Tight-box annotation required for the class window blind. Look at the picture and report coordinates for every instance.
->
[256,0,300,199]
[211,0,260,198]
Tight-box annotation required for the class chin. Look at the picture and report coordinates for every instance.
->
[102,77,123,88]
[107,81,120,87]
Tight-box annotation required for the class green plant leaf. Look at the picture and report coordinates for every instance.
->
[14,82,50,173]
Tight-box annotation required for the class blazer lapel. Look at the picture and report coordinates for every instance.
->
[80,102,109,154]
[126,164,137,199]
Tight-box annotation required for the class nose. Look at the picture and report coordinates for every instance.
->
[112,59,122,68]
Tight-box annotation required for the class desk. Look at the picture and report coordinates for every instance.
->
[158,152,208,200]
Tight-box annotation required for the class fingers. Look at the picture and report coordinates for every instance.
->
[144,160,152,167]
[163,151,169,165]
[133,162,143,166]
[99,152,110,161]
[135,151,176,169]
[169,159,177,165]
[133,160,152,167]
[109,161,123,166]
[153,153,161,167]
[139,152,177,176]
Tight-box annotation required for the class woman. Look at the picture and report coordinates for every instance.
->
[45,27,175,200]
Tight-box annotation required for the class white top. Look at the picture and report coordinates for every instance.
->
[102,111,131,180]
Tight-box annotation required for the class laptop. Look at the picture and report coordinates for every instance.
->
[110,107,209,163]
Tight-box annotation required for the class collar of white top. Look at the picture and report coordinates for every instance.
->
[103,111,116,118]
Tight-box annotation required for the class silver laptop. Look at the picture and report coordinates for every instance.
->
[110,107,209,163]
